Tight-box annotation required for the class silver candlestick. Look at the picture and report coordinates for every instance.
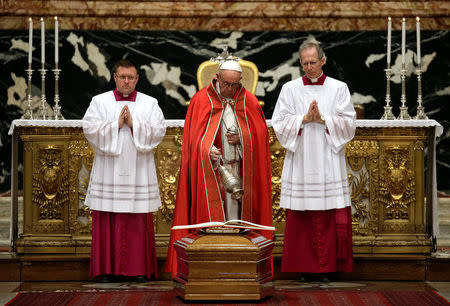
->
[38,63,48,120]
[52,63,64,119]
[398,63,411,120]
[414,65,428,119]
[21,64,34,119]
[381,66,396,120]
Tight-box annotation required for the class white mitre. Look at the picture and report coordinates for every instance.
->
[211,46,242,72]
[220,60,242,72]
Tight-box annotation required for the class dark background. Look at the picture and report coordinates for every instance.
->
[1,30,448,192]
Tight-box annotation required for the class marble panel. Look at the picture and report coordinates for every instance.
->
[0,1,449,31]
[0,29,449,193]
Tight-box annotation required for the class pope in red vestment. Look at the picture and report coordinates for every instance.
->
[165,59,273,278]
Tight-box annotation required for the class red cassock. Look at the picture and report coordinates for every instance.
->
[165,79,273,278]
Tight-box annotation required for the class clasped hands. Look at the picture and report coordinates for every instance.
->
[302,100,325,125]
[118,105,133,129]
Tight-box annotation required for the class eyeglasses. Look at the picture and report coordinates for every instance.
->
[115,74,137,81]
[301,60,320,68]
[219,75,240,88]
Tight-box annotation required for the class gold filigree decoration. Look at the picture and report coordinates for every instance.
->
[379,145,415,221]
[172,127,184,147]
[32,146,68,221]
[348,156,365,172]
[24,142,33,152]
[270,149,286,222]
[414,141,424,151]
[157,147,181,222]
[68,139,95,234]
[349,170,370,223]
[346,140,379,236]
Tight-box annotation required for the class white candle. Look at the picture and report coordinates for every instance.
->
[387,17,392,65]
[416,16,421,65]
[401,17,406,64]
[55,16,58,64]
[41,17,45,64]
[28,18,33,64]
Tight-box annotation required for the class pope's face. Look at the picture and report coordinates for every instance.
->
[300,47,325,79]
[114,66,139,95]
[217,70,242,99]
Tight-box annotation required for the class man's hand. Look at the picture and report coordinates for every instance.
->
[303,101,317,124]
[210,147,222,162]
[124,106,133,128]
[119,106,126,129]
[225,132,240,145]
[119,105,133,129]
[311,103,325,124]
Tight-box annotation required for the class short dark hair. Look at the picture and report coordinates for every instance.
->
[113,59,138,74]
[299,41,326,60]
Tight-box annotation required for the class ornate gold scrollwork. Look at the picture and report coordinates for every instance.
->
[172,127,184,147]
[346,140,379,236]
[379,145,415,222]
[414,140,424,151]
[270,149,286,222]
[32,145,68,221]
[157,147,182,222]
[68,139,95,234]
[349,170,370,223]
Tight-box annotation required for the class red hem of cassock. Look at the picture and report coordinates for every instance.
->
[89,210,158,279]
[281,207,353,273]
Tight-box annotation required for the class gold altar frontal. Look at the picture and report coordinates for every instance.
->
[173,230,274,300]
[9,120,440,259]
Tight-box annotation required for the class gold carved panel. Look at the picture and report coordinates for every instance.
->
[379,144,416,233]
[68,139,95,235]
[346,140,379,236]
[30,142,69,234]
[155,127,183,224]
[16,124,432,255]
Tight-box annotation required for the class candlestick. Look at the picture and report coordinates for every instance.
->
[416,17,421,65]
[21,64,34,119]
[28,18,33,64]
[39,63,48,119]
[387,17,392,64]
[401,18,406,64]
[52,64,64,120]
[381,67,395,120]
[55,16,58,64]
[398,63,411,120]
[414,66,427,119]
[40,18,45,64]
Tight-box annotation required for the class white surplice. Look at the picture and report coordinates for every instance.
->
[272,76,356,211]
[82,91,166,213]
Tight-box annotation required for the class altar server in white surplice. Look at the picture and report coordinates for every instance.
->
[272,41,356,279]
[83,59,166,283]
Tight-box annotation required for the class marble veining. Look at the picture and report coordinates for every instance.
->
[0,29,448,192]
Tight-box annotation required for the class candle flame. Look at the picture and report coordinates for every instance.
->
[388,17,391,21]
[55,16,58,21]
[29,17,32,22]
[40,17,43,22]
[416,16,420,22]
[402,17,405,22]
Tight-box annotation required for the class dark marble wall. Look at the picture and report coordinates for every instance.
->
[1,30,449,192]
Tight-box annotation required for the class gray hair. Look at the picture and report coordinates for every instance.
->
[298,41,326,60]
